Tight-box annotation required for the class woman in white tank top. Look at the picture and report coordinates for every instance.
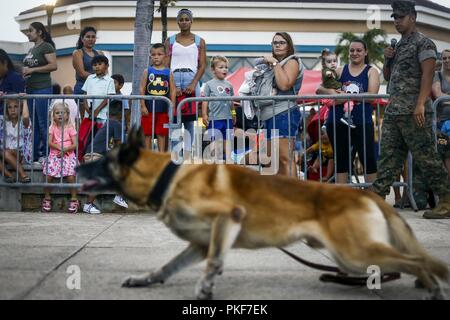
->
[165,8,207,156]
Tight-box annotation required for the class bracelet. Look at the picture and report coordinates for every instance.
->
[231,110,237,116]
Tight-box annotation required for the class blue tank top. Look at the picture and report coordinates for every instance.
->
[75,48,100,84]
[326,64,373,125]
[145,66,171,113]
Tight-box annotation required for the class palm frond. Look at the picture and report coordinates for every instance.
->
[334,29,388,67]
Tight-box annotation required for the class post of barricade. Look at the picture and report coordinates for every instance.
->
[362,96,367,182]
[406,151,419,212]
[170,97,189,164]
[317,101,323,182]
[432,97,439,150]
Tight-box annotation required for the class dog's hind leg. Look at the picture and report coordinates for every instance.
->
[122,244,207,288]
[337,243,446,299]
[195,206,245,300]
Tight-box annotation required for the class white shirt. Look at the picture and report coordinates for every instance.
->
[81,74,116,120]
[170,41,198,73]
[5,119,30,150]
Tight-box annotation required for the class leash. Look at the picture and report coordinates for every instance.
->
[278,247,401,286]
[278,247,340,273]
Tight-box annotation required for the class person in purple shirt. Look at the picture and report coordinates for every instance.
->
[0,49,25,115]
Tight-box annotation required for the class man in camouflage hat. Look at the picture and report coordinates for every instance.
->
[371,0,450,219]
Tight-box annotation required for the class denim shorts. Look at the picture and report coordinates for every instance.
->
[264,108,301,140]
[173,70,200,96]
[207,119,234,141]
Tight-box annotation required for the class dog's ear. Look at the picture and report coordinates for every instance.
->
[127,125,145,148]
[118,125,144,166]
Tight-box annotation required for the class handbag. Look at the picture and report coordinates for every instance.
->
[175,92,197,119]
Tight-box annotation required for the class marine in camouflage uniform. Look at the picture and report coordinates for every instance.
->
[371,0,450,218]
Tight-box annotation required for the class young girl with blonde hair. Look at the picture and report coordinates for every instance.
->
[42,102,79,213]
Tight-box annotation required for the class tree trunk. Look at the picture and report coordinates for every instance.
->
[131,0,154,126]
[161,4,168,44]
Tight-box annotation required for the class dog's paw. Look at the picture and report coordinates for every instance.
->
[195,278,214,300]
[424,289,446,300]
[122,274,158,288]
[196,287,213,300]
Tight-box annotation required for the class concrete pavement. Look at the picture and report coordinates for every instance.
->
[0,204,449,300]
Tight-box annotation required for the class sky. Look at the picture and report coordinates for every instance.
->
[0,0,449,42]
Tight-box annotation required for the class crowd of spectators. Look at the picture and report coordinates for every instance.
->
[0,6,449,215]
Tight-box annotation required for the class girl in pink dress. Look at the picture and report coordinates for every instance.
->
[42,102,79,213]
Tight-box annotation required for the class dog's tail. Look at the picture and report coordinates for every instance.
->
[375,197,449,282]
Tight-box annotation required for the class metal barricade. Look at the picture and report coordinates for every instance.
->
[0,94,172,189]
[3,92,444,213]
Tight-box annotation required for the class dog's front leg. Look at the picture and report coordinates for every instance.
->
[122,244,207,288]
[195,207,244,300]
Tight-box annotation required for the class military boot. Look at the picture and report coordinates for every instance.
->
[423,193,450,219]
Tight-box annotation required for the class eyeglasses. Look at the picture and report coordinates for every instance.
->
[272,41,287,46]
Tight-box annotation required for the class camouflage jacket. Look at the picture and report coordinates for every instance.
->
[386,31,437,115]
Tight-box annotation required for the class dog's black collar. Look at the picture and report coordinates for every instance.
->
[147,161,180,211]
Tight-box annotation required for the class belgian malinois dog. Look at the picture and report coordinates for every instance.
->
[77,127,448,300]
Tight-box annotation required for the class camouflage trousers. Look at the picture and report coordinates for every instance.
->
[372,113,450,198]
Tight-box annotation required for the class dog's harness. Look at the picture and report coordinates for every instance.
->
[278,247,401,286]
[147,161,180,211]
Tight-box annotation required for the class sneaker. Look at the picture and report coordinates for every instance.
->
[83,202,101,214]
[68,199,80,214]
[231,148,252,164]
[113,195,128,208]
[340,117,356,128]
[41,198,52,213]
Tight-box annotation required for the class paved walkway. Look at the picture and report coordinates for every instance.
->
[0,203,449,300]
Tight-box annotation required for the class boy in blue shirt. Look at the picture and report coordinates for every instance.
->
[139,43,176,151]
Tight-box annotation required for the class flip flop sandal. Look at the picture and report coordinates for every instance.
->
[68,200,80,214]
[20,176,31,183]
[41,198,52,213]
[4,176,16,183]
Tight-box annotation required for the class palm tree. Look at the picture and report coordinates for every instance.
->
[335,29,388,68]
[158,0,178,43]
[131,0,155,126]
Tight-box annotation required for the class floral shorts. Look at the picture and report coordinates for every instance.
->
[43,152,78,177]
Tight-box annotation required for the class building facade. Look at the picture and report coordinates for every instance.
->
[6,0,450,93]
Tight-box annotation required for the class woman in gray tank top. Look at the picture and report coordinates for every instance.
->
[260,32,303,177]
[72,27,103,97]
